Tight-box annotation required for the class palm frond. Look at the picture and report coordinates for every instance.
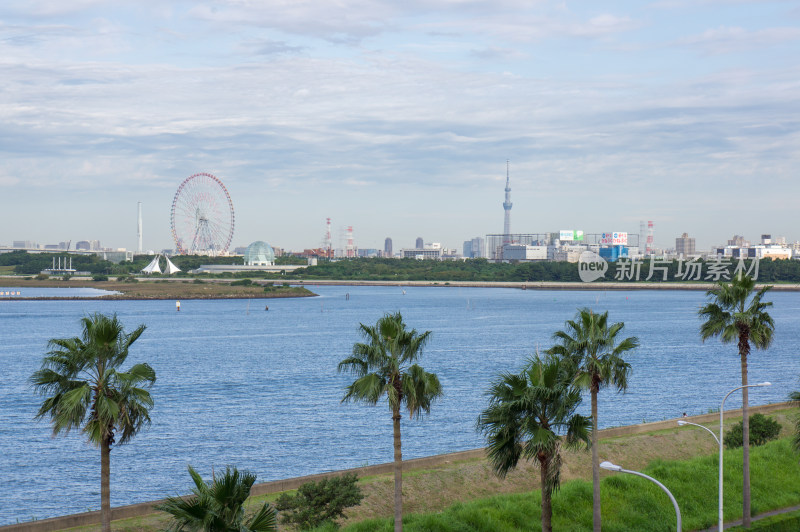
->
[341,373,386,406]
[403,364,443,419]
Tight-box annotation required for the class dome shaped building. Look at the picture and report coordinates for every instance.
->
[244,241,275,266]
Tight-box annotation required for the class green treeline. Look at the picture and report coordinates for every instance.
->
[287,257,800,283]
[4,251,800,283]
[0,251,286,276]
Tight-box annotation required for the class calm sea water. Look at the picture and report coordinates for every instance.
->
[1,285,798,524]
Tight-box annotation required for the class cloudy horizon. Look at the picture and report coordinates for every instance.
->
[3,0,799,253]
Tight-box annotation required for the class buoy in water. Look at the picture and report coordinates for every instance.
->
[265,306,269,311]
[176,301,181,312]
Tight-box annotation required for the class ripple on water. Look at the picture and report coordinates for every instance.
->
[1,286,799,524]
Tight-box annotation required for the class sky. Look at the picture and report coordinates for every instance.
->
[2,0,799,253]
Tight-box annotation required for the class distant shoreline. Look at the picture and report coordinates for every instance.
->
[288,279,800,291]
[0,278,317,300]
[0,277,800,301]
[3,278,800,300]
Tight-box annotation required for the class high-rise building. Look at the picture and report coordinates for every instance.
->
[728,235,750,247]
[384,237,393,257]
[415,237,424,248]
[463,237,485,258]
[675,233,695,256]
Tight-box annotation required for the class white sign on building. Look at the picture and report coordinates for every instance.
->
[600,232,628,245]
[559,230,584,241]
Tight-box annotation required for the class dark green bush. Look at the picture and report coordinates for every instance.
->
[35,273,49,280]
[275,473,363,530]
[192,278,205,284]
[724,413,782,449]
[92,274,109,282]
[231,278,253,286]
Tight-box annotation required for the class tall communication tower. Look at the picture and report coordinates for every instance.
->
[137,202,142,253]
[647,220,654,255]
[345,226,355,258]
[502,160,512,244]
[324,218,332,258]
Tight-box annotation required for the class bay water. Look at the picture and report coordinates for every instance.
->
[1,285,798,524]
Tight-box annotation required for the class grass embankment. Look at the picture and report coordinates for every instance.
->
[63,409,799,532]
[322,438,800,532]
[0,278,315,300]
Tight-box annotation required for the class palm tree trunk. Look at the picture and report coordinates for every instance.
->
[591,386,600,532]
[392,409,403,532]
[741,346,751,527]
[101,435,111,532]
[540,455,552,532]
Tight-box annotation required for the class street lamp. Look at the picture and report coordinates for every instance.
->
[676,420,720,444]
[600,460,681,531]
[715,382,771,531]
[680,383,772,530]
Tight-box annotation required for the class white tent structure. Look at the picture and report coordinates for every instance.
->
[141,256,162,275]
[165,256,181,274]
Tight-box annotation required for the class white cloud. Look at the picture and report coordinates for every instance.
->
[677,25,800,54]
[0,1,799,249]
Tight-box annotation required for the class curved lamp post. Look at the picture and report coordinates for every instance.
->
[678,382,771,531]
[600,460,681,531]
[716,382,771,531]
[677,420,720,444]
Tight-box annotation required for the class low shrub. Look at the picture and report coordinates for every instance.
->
[724,413,782,449]
[276,473,363,530]
[35,273,49,281]
[231,278,253,286]
[92,274,109,282]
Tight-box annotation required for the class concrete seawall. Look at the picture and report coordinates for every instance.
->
[3,401,793,532]
[288,279,800,292]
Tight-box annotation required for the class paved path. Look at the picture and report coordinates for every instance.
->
[698,503,800,530]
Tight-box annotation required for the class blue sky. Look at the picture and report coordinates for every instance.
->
[2,0,799,253]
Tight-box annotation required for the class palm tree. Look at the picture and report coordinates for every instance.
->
[157,466,276,531]
[477,353,590,532]
[700,273,774,528]
[547,308,638,532]
[338,312,442,532]
[30,313,156,532]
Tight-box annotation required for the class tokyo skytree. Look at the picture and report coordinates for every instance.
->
[503,160,512,242]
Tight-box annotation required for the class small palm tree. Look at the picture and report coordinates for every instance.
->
[547,308,638,532]
[157,466,276,531]
[477,353,590,532]
[30,313,156,532]
[700,273,774,527]
[338,312,442,532]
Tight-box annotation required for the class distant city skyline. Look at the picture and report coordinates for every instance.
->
[3,1,799,252]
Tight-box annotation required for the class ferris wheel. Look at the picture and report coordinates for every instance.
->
[170,173,235,255]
